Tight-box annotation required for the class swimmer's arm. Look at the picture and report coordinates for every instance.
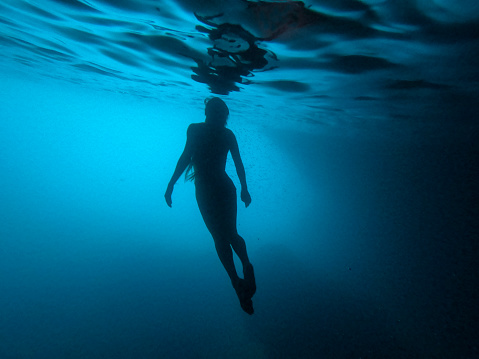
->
[229,132,247,189]
[229,132,251,207]
[165,125,194,207]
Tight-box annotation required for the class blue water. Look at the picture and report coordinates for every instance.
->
[1,1,478,358]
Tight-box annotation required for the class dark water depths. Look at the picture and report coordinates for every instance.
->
[1,1,478,358]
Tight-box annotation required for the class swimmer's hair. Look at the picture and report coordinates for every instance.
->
[205,97,229,126]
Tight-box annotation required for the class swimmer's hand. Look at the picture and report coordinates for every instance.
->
[241,188,251,208]
[165,184,173,207]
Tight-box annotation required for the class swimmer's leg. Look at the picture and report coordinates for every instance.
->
[212,235,254,315]
[229,233,249,266]
[230,234,256,297]
[213,236,239,285]
[234,279,254,315]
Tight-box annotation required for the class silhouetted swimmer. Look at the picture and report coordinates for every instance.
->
[165,97,256,314]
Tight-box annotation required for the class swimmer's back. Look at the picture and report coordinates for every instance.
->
[188,123,234,179]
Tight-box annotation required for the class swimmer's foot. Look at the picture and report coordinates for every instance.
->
[234,279,254,315]
[243,263,256,298]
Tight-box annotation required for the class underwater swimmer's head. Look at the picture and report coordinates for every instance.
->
[205,97,229,126]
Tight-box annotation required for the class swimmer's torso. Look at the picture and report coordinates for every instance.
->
[189,123,232,183]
